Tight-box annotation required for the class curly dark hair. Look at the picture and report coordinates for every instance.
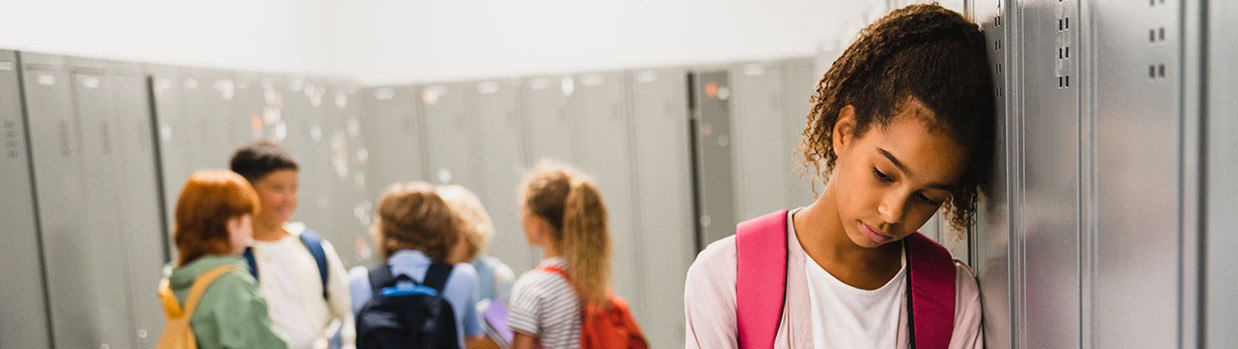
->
[799,3,995,232]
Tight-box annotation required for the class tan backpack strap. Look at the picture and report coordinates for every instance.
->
[183,265,236,317]
[157,278,184,318]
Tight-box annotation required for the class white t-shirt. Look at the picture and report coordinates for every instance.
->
[798,215,909,349]
[251,224,355,349]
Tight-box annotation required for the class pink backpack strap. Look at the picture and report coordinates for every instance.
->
[904,232,957,349]
[735,209,789,348]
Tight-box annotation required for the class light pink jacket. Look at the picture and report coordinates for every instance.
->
[683,211,983,348]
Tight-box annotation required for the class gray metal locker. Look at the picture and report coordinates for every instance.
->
[21,52,130,349]
[521,75,575,166]
[323,82,372,268]
[69,57,143,349]
[301,79,339,236]
[149,67,189,241]
[470,79,539,273]
[1092,0,1183,346]
[0,49,53,349]
[180,69,215,171]
[972,1,1013,347]
[110,61,168,348]
[1206,0,1237,347]
[779,58,819,208]
[691,70,738,249]
[729,62,791,220]
[199,71,232,167]
[421,83,480,189]
[359,85,425,201]
[1019,1,1083,347]
[281,77,330,232]
[231,75,266,147]
[628,68,694,349]
[570,71,645,323]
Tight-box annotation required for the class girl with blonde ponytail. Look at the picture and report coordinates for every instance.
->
[508,161,638,349]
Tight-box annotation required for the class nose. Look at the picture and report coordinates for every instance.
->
[878,193,908,225]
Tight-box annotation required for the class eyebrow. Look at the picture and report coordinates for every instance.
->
[877,148,955,191]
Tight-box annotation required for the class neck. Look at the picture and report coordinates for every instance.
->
[542,243,561,259]
[252,217,288,242]
[795,183,902,288]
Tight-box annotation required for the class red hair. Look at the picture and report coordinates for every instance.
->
[173,170,260,266]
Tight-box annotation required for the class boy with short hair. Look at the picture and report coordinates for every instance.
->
[231,141,356,349]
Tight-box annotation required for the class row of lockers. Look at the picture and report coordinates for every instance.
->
[969,0,1238,347]
[355,58,846,348]
[0,50,848,348]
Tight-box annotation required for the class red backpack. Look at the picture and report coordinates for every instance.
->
[736,209,957,349]
[538,266,650,349]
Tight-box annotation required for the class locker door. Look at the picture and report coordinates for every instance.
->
[360,85,425,199]
[730,62,789,220]
[149,67,188,239]
[973,1,1013,347]
[521,76,575,165]
[302,80,337,235]
[68,57,139,349]
[691,70,738,248]
[472,79,537,274]
[0,50,52,349]
[282,78,329,230]
[422,83,479,189]
[1205,0,1238,347]
[232,75,265,146]
[1093,0,1183,346]
[205,72,232,168]
[112,61,170,348]
[1018,1,1084,346]
[324,83,371,267]
[571,72,644,319]
[779,58,818,208]
[20,52,123,349]
[629,68,693,349]
[180,70,214,171]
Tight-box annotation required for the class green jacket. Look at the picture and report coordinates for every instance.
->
[166,255,291,349]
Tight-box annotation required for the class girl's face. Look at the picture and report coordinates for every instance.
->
[227,214,253,254]
[252,169,299,225]
[831,100,969,249]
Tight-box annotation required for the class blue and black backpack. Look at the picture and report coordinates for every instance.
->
[356,263,459,349]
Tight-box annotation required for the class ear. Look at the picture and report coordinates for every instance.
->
[226,216,242,235]
[833,105,858,155]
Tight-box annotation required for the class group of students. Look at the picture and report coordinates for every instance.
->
[158,139,644,349]
[157,4,996,349]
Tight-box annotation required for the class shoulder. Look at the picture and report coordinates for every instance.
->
[686,235,738,291]
[448,262,478,284]
[953,260,981,305]
[443,262,478,300]
[511,268,573,301]
[348,266,371,290]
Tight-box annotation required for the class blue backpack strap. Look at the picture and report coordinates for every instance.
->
[242,246,259,280]
[299,229,330,299]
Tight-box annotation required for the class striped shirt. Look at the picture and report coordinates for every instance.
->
[508,257,582,349]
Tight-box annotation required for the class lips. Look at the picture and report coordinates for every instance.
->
[860,222,893,245]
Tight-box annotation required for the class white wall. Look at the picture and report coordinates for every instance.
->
[328,0,885,84]
[0,0,887,83]
[0,0,335,76]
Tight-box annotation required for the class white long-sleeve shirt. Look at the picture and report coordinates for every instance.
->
[250,223,356,349]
